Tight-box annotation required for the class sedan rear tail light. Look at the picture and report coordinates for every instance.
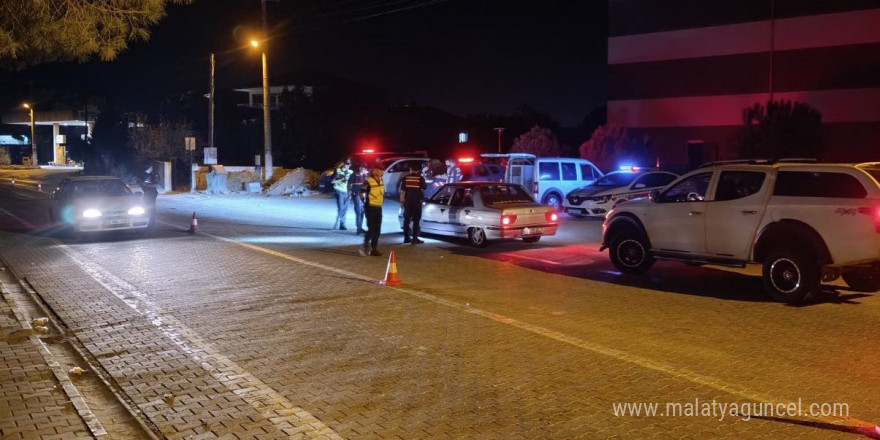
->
[546,211,558,222]
[501,214,517,227]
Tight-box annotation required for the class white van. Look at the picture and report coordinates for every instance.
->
[481,153,604,211]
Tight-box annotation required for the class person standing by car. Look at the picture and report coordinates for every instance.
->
[400,165,427,244]
[142,163,159,226]
[445,158,462,184]
[348,164,368,234]
[331,159,353,230]
[359,167,385,256]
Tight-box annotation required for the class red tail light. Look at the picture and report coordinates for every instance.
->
[501,214,517,227]
[546,211,558,222]
[858,206,880,232]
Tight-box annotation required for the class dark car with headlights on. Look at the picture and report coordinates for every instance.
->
[48,176,153,234]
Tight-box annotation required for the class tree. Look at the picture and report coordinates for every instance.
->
[0,0,193,68]
[579,125,650,172]
[734,100,823,160]
[129,118,190,161]
[510,125,562,157]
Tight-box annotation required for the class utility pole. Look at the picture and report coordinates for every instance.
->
[260,0,273,181]
[209,53,215,151]
[494,127,505,153]
[23,104,36,165]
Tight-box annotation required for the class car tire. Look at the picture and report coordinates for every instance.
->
[542,193,562,212]
[522,236,540,244]
[842,269,880,292]
[608,229,654,274]
[468,227,489,248]
[762,249,819,303]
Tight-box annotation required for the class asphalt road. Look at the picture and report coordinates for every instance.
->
[1,169,879,439]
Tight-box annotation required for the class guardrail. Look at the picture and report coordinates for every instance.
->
[0,177,46,192]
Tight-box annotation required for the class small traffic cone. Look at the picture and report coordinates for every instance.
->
[189,211,199,234]
[382,250,402,286]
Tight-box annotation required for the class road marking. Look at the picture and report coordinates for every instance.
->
[57,244,342,440]
[191,227,876,432]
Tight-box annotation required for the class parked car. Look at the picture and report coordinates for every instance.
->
[563,168,678,217]
[381,157,430,196]
[48,176,152,234]
[427,159,506,199]
[481,153,604,211]
[317,150,427,192]
[601,160,880,303]
[399,182,559,247]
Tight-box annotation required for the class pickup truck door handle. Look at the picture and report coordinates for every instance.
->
[741,210,757,215]
[688,211,703,216]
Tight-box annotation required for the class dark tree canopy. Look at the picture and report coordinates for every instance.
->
[0,0,193,68]
[735,100,824,160]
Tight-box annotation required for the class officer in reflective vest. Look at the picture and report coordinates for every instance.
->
[400,165,427,244]
[359,167,385,257]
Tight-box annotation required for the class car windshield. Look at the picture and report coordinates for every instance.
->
[593,172,638,187]
[70,179,132,198]
[479,184,534,205]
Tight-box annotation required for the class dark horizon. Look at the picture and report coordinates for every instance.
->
[0,0,608,128]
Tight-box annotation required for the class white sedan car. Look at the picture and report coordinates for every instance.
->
[48,176,153,234]
[399,182,559,247]
[563,169,678,217]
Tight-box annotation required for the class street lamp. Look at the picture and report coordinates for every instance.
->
[22,103,36,166]
[250,36,273,181]
[494,127,505,153]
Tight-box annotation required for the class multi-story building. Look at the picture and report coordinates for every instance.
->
[608,0,880,170]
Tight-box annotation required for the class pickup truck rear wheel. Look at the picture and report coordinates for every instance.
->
[842,269,880,292]
[609,230,654,274]
[762,249,819,303]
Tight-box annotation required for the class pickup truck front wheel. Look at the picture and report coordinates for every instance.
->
[609,231,654,275]
[762,250,819,303]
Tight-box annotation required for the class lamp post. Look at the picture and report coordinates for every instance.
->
[250,42,272,179]
[494,127,505,153]
[23,103,36,166]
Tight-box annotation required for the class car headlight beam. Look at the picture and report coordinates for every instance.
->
[128,206,146,216]
[82,209,102,218]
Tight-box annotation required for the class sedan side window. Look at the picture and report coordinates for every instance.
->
[449,188,474,207]
[430,185,456,205]
[659,172,713,203]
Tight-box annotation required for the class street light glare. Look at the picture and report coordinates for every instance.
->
[22,103,30,109]
[250,40,259,48]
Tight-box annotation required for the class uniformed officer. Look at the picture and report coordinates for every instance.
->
[400,165,427,244]
[359,167,385,257]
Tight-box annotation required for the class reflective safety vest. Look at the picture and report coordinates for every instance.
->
[364,176,384,207]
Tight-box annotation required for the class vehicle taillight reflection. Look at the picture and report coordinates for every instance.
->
[546,212,558,222]
[857,206,880,232]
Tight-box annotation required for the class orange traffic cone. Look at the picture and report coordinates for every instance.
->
[189,211,199,234]
[382,250,402,286]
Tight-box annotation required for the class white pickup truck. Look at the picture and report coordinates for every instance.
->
[601,161,880,303]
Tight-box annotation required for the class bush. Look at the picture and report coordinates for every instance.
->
[510,125,562,157]
[579,125,650,172]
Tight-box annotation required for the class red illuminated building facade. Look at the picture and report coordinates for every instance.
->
[608,0,880,169]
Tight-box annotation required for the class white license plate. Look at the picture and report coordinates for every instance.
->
[523,227,543,236]
[107,219,128,226]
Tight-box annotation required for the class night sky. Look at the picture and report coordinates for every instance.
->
[9,0,607,127]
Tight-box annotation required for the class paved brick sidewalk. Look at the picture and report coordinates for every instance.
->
[1,226,871,439]
[0,269,94,440]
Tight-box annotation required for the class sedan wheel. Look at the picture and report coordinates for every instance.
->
[468,227,488,248]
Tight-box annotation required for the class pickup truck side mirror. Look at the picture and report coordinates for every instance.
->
[649,189,661,202]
